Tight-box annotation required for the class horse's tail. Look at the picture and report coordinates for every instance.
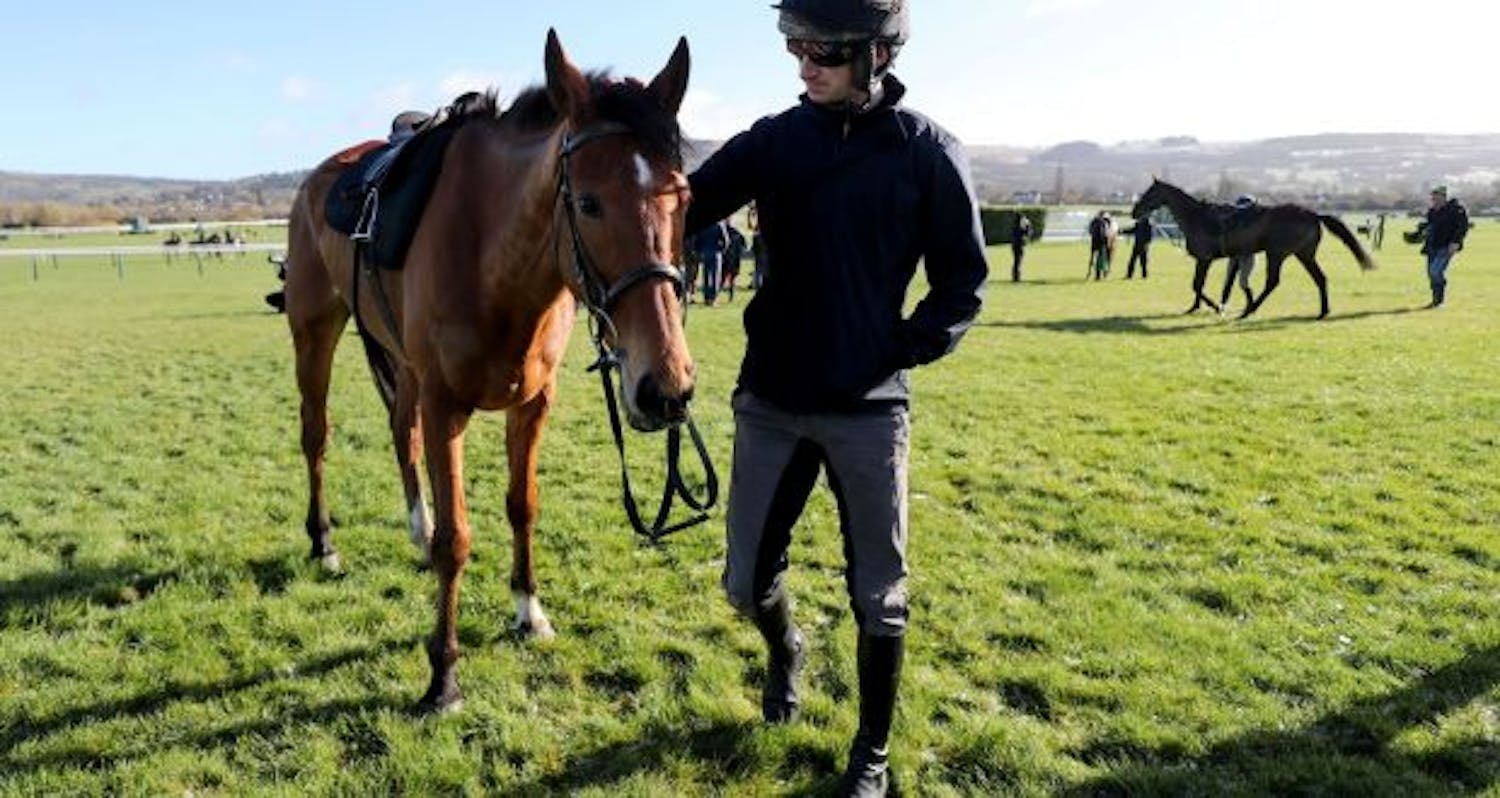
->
[1318,214,1377,271]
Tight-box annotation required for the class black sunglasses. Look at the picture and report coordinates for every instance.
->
[785,38,861,68]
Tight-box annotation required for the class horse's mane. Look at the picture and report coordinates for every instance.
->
[454,73,683,167]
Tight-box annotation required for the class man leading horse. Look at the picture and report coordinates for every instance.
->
[684,1,988,794]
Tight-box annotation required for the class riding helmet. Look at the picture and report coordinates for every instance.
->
[773,0,909,44]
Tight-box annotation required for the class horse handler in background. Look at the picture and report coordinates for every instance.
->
[1421,185,1468,308]
[1010,211,1033,282]
[1120,216,1153,279]
[685,1,988,794]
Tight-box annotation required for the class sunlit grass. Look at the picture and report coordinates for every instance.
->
[1,222,1496,795]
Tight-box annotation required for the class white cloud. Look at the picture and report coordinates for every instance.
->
[281,75,319,102]
[437,69,507,100]
[1025,0,1103,17]
[372,81,422,114]
[215,50,258,75]
[258,119,295,143]
[679,89,762,141]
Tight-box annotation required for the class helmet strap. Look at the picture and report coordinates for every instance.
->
[850,41,893,111]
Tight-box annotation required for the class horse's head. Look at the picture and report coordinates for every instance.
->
[1131,178,1166,219]
[545,31,696,432]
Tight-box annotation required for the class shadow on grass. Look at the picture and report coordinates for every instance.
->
[983,304,1425,338]
[979,313,1207,337]
[505,717,793,795]
[1220,304,1428,335]
[0,561,178,617]
[0,633,422,769]
[1060,642,1500,796]
[162,310,273,321]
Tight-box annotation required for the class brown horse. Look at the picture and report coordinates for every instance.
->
[284,30,696,711]
[1130,178,1375,318]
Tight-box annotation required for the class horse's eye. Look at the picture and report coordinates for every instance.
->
[578,195,603,218]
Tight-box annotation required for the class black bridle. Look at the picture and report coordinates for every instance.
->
[557,123,718,542]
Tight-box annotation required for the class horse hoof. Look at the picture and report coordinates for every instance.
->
[512,593,556,641]
[417,688,464,715]
[318,552,343,574]
[514,616,557,642]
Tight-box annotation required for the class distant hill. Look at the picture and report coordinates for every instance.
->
[963,132,1500,208]
[0,171,304,224]
[5,132,1499,223]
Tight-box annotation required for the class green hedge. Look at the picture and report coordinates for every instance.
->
[980,206,1047,246]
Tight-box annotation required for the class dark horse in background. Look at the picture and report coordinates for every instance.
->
[1130,179,1376,318]
[284,31,697,711]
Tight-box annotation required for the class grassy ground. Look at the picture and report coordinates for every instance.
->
[0,221,1496,796]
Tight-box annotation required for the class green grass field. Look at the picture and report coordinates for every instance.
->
[1,222,1496,797]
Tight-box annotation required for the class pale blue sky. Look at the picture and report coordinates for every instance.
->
[5,0,1496,179]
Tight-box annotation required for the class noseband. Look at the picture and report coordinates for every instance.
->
[555,122,717,543]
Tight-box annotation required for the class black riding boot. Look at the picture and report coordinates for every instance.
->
[839,633,904,797]
[751,593,806,724]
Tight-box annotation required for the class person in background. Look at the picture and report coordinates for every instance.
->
[1421,185,1468,308]
[1010,212,1033,282]
[683,1,989,794]
[1120,216,1153,279]
[723,222,747,302]
[690,219,730,306]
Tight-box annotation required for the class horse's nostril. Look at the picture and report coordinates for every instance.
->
[636,375,690,421]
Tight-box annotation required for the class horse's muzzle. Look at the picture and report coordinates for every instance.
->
[632,374,693,431]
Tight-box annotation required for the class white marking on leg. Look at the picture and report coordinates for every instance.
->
[409,500,433,564]
[319,552,343,573]
[634,154,654,190]
[513,591,555,640]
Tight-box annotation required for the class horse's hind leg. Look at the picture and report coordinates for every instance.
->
[391,366,433,565]
[1296,252,1331,318]
[1219,259,1239,310]
[1239,264,1256,310]
[506,386,556,640]
[1240,256,1286,319]
[289,282,348,571]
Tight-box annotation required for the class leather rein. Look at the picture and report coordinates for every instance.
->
[557,123,718,543]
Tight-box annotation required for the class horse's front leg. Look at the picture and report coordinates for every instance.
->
[392,367,432,565]
[506,387,556,640]
[418,394,474,713]
[1186,259,1218,314]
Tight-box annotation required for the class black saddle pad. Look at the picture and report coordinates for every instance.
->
[324,123,459,271]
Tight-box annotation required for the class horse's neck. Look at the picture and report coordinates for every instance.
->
[1159,185,1202,220]
[460,126,567,297]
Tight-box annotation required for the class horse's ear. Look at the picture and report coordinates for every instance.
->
[648,37,691,115]
[544,29,590,119]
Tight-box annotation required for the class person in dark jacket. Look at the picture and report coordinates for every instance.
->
[722,222,747,301]
[1421,185,1468,308]
[1010,213,1033,282]
[685,1,987,794]
[690,220,731,306]
[1120,217,1154,279]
